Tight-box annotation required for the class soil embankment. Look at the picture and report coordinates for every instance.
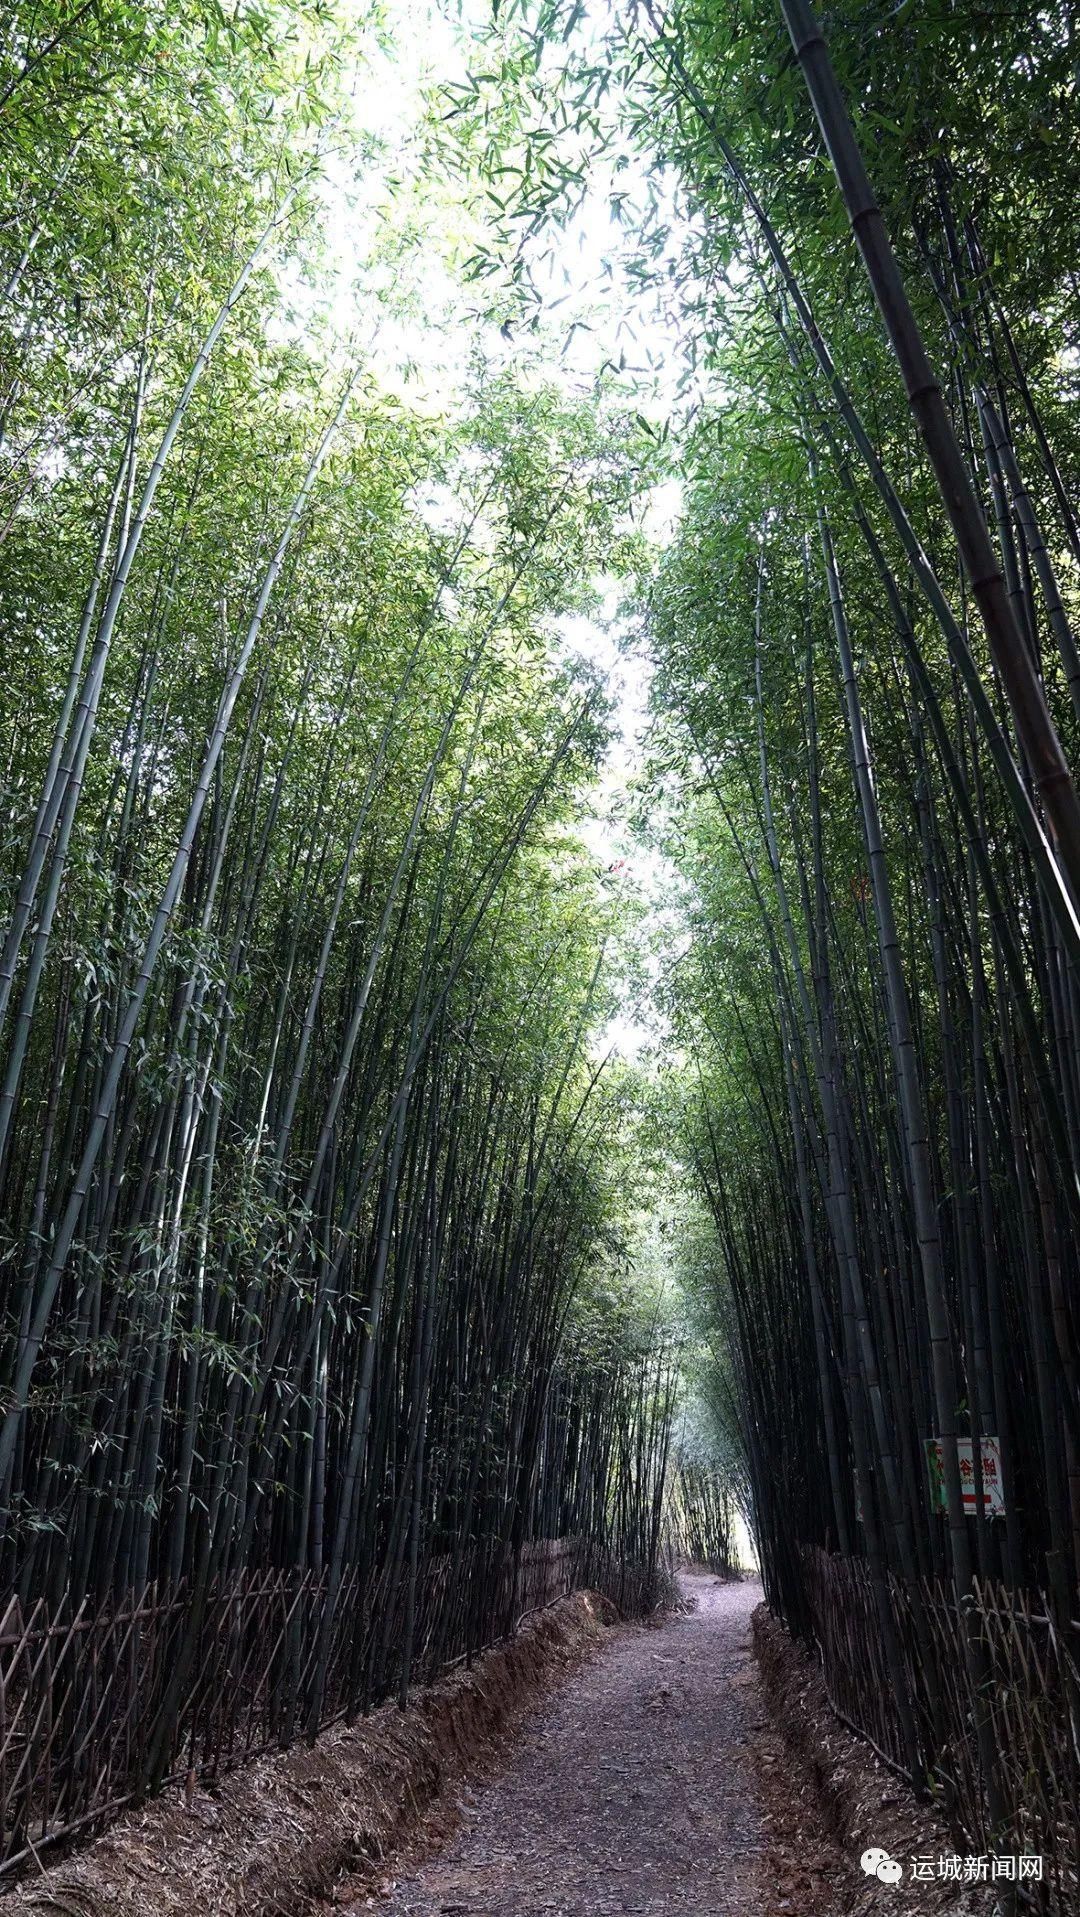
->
[4,1592,617,1917]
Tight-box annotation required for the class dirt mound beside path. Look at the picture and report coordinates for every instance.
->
[4,1592,617,1917]
[752,1606,984,1916]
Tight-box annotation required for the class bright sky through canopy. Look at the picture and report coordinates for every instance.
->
[311,0,692,1061]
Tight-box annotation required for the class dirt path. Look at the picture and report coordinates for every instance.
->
[357,1573,768,1916]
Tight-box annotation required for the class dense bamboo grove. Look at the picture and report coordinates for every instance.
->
[0,2,682,1806]
[445,0,1080,1867]
[6,0,1080,1888]
[634,0,1080,1598]
[666,1458,741,1579]
[627,0,1080,1849]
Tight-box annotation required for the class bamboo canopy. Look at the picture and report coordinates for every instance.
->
[3,0,1080,1901]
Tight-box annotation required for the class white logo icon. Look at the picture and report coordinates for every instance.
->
[861,1846,903,1885]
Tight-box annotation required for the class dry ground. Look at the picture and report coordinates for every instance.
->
[351,1572,772,1917]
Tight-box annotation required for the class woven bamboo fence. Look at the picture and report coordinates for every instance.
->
[801,1545,1080,1914]
[0,1535,644,1882]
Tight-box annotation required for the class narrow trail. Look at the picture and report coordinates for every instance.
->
[363,1573,768,1916]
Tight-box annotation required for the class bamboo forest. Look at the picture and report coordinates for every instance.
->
[1,0,1079,1912]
